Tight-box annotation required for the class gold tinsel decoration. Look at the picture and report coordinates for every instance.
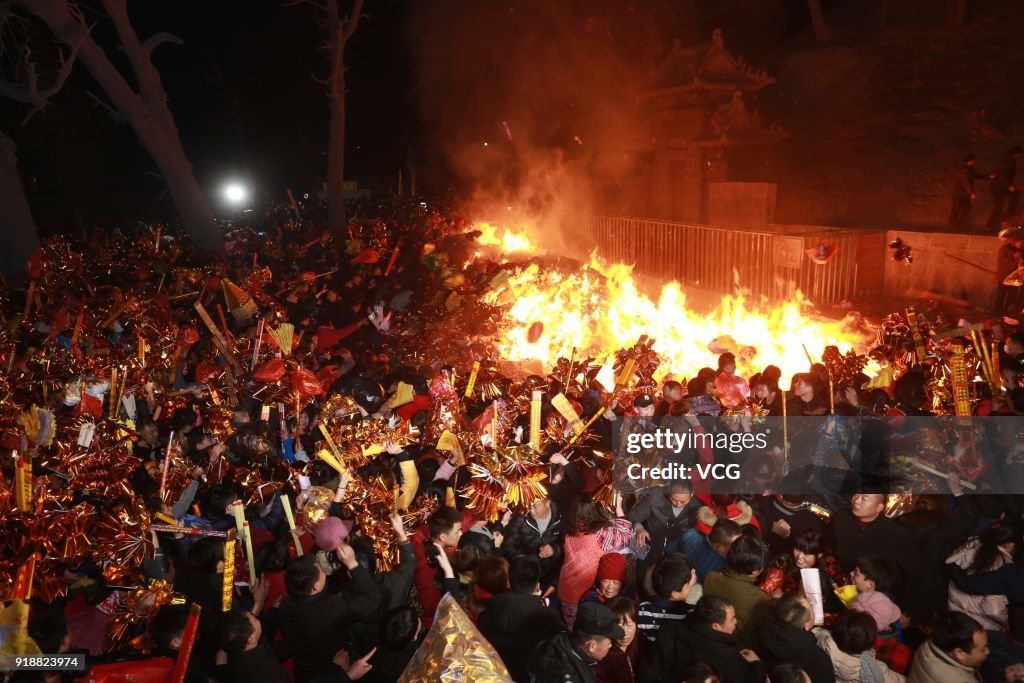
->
[399,593,513,683]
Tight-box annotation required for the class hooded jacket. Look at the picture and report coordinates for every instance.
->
[693,497,760,536]
[477,592,563,682]
[757,616,835,683]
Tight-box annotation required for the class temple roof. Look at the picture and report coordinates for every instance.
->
[645,28,775,99]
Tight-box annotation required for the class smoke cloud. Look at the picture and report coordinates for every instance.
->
[408,1,686,253]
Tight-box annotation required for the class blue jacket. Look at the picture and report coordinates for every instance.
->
[680,528,726,582]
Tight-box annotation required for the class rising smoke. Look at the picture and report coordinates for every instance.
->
[408,1,691,252]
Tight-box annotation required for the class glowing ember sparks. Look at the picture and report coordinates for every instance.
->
[479,226,870,384]
[476,222,538,254]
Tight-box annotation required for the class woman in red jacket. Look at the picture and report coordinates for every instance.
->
[558,494,633,629]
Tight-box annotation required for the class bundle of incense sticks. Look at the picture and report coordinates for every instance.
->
[158,431,175,500]
[464,360,481,398]
[222,530,236,612]
[281,494,303,556]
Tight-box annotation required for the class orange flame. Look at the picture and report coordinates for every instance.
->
[479,225,870,385]
[476,222,537,254]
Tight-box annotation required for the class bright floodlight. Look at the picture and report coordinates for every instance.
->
[223,183,247,204]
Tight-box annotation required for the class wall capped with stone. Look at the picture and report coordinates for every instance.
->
[883,230,1001,308]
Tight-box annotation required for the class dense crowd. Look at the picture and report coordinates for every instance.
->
[2,198,1024,683]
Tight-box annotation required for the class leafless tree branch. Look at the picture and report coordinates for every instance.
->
[283,0,328,12]
[0,25,87,124]
[86,89,125,122]
[339,0,364,42]
[140,31,182,59]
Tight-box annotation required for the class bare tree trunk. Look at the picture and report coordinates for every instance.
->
[806,0,834,42]
[22,0,222,255]
[948,0,968,30]
[327,64,348,235]
[325,0,364,236]
[0,131,40,274]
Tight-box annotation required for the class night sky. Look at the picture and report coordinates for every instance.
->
[3,0,413,230]
[5,0,969,233]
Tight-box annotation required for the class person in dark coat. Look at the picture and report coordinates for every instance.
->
[478,556,563,682]
[827,493,925,621]
[363,606,423,683]
[148,604,210,683]
[757,596,836,683]
[654,380,684,417]
[596,597,646,683]
[502,494,566,588]
[345,512,418,653]
[759,493,826,557]
[529,602,625,683]
[628,481,703,567]
[279,545,382,683]
[995,233,1024,315]
[200,484,285,533]
[638,595,765,683]
[950,154,985,229]
[987,145,1022,230]
[220,609,291,683]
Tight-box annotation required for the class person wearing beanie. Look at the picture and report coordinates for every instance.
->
[580,552,629,605]
[314,516,355,577]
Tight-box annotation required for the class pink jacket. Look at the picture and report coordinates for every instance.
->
[851,590,902,631]
[558,518,634,610]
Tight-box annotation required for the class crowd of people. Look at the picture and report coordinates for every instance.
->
[2,196,1024,683]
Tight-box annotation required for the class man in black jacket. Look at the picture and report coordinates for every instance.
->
[502,494,565,589]
[639,595,764,683]
[987,145,1022,230]
[479,556,563,682]
[148,604,210,683]
[950,154,985,229]
[279,544,382,683]
[759,493,825,556]
[529,602,624,683]
[827,493,924,621]
[628,481,703,566]
[757,596,835,683]
[221,609,291,683]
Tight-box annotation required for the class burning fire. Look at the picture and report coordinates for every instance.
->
[478,225,870,385]
[476,222,538,254]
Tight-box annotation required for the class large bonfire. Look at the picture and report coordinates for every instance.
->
[475,222,871,384]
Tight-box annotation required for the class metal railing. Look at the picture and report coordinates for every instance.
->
[575,217,886,305]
